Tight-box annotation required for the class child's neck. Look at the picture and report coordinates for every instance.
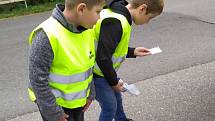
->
[125,4,135,21]
[63,8,79,27]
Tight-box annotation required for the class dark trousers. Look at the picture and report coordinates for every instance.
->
[38,106,84,121]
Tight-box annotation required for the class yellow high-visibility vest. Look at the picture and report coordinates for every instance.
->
[28,17,95,109]
[93,9,132,76]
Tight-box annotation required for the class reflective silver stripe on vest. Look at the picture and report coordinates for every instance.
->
[51,81,92,100]
[112,56,125,64]
[94,56,125,71]
[95,41,98,51]
[49,68,93,84]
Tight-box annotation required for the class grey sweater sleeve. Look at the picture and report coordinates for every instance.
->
[87,81,96,100]
[29,30,64,121]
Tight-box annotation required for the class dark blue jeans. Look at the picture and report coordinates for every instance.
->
[94,77,127,121]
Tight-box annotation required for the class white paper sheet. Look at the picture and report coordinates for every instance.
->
[119,79,140,96]
[149,47,162,55]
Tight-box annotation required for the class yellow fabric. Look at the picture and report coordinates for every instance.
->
[28,88,36,102]
[93,9,132,76]
[28,17,95,108]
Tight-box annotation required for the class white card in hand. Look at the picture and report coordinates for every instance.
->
[119,79,140,96]
[125,84,140,96]
[149,47,162,55]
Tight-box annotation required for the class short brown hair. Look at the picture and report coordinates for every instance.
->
[65,0,105,9]
[129,0,164,14]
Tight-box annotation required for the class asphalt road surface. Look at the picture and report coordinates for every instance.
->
[0,0,214,121]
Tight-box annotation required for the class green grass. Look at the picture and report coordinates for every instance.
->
[0,1,63,19]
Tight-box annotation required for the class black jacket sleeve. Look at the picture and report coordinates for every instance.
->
[127,47,136,58]
[95,18,123,86]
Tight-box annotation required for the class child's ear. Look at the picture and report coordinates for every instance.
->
[139,4,147,14]
[77,3,87,15]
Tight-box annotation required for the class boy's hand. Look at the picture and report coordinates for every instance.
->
[134,47,151,57]
[59,113,69,121]
[82,99,92,112]
[112,81,124,92]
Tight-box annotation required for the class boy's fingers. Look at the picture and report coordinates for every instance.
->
[145,49,150,52]
[82,100,92,112]
[82,105,88,112]
[59,113,68,121]
[138,47,149,51]
[139,52,151,56]
[64,113,69,118]
[142,47,149,51]
[145,52,151,55]
[82,107,87,112]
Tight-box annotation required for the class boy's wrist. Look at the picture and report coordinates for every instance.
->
[108,78,119,86]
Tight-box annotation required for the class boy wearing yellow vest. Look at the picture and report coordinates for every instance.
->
[93,0,164,121]
[28,0,104,121]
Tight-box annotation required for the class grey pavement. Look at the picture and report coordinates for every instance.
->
[0,0,215,121]
[165,0,215,24]
[8,60,215,121]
